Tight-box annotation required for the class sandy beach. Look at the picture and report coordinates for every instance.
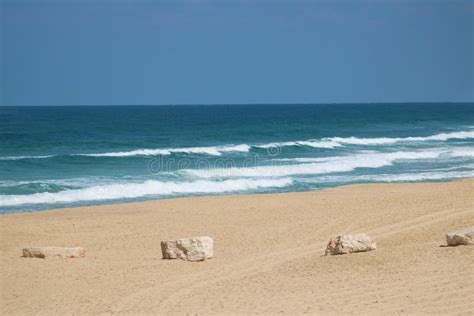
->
[1,179,473,315]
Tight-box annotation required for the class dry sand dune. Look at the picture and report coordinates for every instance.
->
[1,179,473,314]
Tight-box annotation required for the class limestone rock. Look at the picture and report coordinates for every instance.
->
[325,234,376,255]
[161,236,213,261]
[446,227,474,246]
[22,247,86,259]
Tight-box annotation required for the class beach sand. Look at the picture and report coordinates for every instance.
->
[1,180,473,315]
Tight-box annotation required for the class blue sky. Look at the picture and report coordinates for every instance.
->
[1,0,473,105]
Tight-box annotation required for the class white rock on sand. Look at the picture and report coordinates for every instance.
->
[22,247,86,259]
[325,234,376,255]
[161,236,213,262]
[446,227,474,246]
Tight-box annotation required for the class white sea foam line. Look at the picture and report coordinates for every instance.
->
[272,147,474,163]
[0,145,251,160]
[257,140,342,149]
[447,147,474,158]
[0,176,126,188]
[328,130,474,145]
[0,155,54,161]
[254,130,474,149]
[0,178,293,207]
[182,147,474,179]
[273,157,344,163]
[80,144,251,157]
[1,130,473,160]
[297,170,474,184]
[53,130,474,157]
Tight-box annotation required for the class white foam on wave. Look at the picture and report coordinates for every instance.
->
[0,178,293,207]
[298,170,474,184]
[1,130,473,160]
[0,155,54,161]
[81,144,251,157]
[257,140,342,149]
[273,147,474,164]
[254,130,474,150]
[64,130,474,157]
[0,145,251,160]
[447,147,474,158]
[273,157,340,163]
[0,176,127,188]
[183,147,473,179]
[328,130,474,146]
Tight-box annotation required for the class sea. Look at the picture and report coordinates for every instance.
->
[1,103,473,214]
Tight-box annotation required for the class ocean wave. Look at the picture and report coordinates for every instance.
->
[0,155,54,161]
[0,183,77,195]
[183,148,473,178]
[1,130,473,160]
[0,178,293,207]
[0,176,127,188]
[447,147,474,158]
[272,147,474,163]
[298,170,474,184]
[81,144,251,157]
[254,130,474,149]
[327,130,474,146]
[0,145,251,160]
[66,129,474,157]
[256,140,341,149]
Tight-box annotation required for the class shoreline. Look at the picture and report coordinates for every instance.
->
[1,179,473,314]
[3,177,474,217]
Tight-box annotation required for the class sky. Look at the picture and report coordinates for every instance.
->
[1,0,473,106]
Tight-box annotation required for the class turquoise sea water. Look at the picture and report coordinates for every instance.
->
[1,103,473,214]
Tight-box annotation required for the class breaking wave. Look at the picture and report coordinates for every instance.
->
[183,148,474,178]
[254,130,474,149]
[298,170,474,184]
[1,130,473,160]
[0,178,293,207]
[82,144,251,157]
[0,155,54,161]
[256,140,341,149]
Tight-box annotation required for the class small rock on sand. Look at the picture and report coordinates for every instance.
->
[446,227,474,246]
[22,247,86,259]
[325,234,376,255]
[161,236,213,261]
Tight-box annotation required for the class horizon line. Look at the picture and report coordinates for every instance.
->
[1,101,473,107]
